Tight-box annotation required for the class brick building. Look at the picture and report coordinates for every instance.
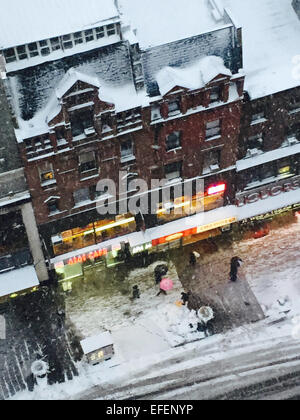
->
[0,0,299,281]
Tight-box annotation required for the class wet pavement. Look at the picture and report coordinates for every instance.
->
[1,214,298,399]
[0,286,79,400]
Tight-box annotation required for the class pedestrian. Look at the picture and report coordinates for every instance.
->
[230,256,243,282]
[132,285,140,299]
[189,252,197,266]
[181,291,190,306]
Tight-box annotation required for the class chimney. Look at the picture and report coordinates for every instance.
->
[292,0,300,19]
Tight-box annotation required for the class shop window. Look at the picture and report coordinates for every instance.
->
[210,86,221,103]
[79,151,97,173]
[96,27,105,39]
[50,37,61,51]
[4,48,17,63]
[70,109,94,137]
[28,42,39,57]
[205,120,221,140]
[16,45,28,60]
[166,131,182,151]
[165,161,182,181]
[84,30,94,42]
[106,24,116,36]
[121,139,135,162]
[73,32,83,45]
[73,187,90,205]
[202,150,220,174]
[168,100,180,116]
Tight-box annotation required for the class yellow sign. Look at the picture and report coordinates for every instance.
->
[197,217,237,234]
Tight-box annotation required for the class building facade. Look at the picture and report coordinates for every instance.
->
[0,0,299,282]
[0,73,48,299]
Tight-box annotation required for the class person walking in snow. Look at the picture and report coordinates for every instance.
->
[181,291,190,306]
[132,285,140,299]
[230,256,243,282]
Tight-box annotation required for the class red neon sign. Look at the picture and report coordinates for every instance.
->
[68,248,108,265]
[207,183,226,196]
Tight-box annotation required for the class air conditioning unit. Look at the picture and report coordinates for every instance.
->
[288,136,298,146]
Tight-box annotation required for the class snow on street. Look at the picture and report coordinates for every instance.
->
[9,217,300,400]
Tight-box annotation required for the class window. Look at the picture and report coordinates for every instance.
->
[289,95,300,112]
[73,32,83,45]
[205,120,221,140]
[261,163,276,180]
[277,158,292,176]
[79,151,97,173]
[48,199,59,215]
[121,139,134,162]
[70,109,94,137]
[101,114,112,133]
[39,163,55,186]
[39,40,50,56]
[166,131,182,151]
[151,104,161,121]
[28,42,39,57]
[210,86,221,102]
[165,161,182,180]
[106,24,116,36]
[96,27,105,39]
[84,30,94,42]
[168,100,180,116]
[62,34,73,50]
[202,150,220,174]
[4,48,16,63]
[50,37,61,51]
[16,45,28,60]
[73,187,90,205]
[251,112,265,122]
[246,134,264,155]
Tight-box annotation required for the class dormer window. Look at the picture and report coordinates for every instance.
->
[3,48,16,63]
[106,24,116,36]
[96,27,105,39]
[74,32,83,45]
[70,109,94,138]
[168,99,180,116]
[62,35,73,50]
[16,45,28,60]
[210,86,221,102]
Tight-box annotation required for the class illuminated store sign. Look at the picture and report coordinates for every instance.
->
[196,217,237,233]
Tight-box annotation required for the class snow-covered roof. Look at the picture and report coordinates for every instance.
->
[0,266,39,297]
[55,69,101,100]
[223,0,300,99]
[0,0,119,49]
[15,69,150,141]
[119,0,228,49]
[80,331,114,354]
[156,56,232,96]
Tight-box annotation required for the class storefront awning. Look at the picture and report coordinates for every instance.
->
[0,265,39,297]
[238,188,300,221]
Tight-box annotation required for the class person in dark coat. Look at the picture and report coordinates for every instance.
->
[189,252,197,266]
[230,256,243,282]
[181,291,190,306]
[132,285,140,299]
